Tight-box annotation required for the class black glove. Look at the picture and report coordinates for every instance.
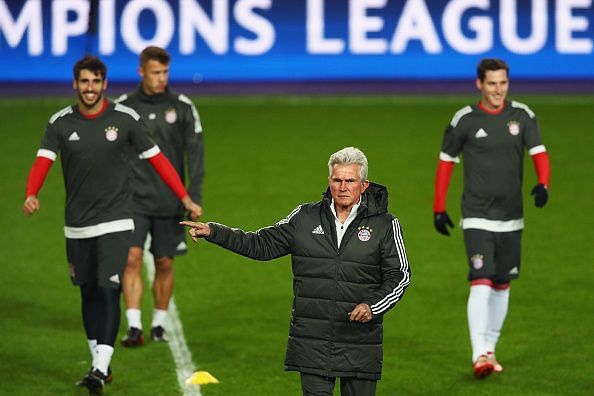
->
[531,184,548,208]
[434,212,454,236]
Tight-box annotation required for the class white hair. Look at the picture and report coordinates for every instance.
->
[328,147,368,181]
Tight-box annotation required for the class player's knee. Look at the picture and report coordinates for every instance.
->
[126,247,144,269]
[155,256,173,274]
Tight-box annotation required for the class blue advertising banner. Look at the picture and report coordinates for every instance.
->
[0,0,592,82]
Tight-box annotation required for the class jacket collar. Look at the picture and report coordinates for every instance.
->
[321,182,388,218]
[135,85,172,103]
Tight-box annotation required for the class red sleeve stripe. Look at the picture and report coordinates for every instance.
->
[531,151,550,187]
[37,148,57,161]
[433,159,454,213]
[147,152,188,199]
[25,156,54,197]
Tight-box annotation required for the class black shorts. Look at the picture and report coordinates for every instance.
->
[66,231,132,289]
[463,229,522,283]
[131,214,187,257]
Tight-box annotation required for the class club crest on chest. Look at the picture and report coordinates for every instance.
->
[357,226,373,242]
[165,108,177,124]
[105,126,119,142]
[507,121,520,136]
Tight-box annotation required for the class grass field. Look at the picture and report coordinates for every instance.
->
[1,94,592,395]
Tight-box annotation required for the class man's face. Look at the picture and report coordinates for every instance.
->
[476,69,508,111]
[140,60,169,95]
[73,69,106,111]
[328,164,369,210]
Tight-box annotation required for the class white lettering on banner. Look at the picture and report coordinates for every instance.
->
[52,0,89,56]
[180,0,228,54]
[99,0,115,54]
[121,0,175,53]
[442,0,492,54]
[234,0,275,55]
[556,0,593,53]
[390,0,441,53]
[350,0,388,54]
[307,0,344,53]
[0,0,592,57]
[0,0,42,55]
[500,0,548,54]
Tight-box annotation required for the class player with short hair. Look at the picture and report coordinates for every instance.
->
[23,55,201,395]
[433,58,550,378]
[116,46,204,346]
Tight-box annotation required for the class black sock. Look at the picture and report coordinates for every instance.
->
[80,283,100,340]
[96,286,121,346]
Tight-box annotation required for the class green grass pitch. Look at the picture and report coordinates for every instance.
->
[1,94,592,395]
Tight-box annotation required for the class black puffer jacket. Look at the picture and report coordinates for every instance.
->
[206,183,411,379]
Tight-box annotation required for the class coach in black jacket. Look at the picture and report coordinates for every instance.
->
[182,147,411,396]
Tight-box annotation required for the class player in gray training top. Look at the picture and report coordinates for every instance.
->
[433,58,551,379]
[23,55,200,395]
[116,46,204,346]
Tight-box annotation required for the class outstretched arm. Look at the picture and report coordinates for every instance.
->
[180,205,301,261]
[180,221,210,241]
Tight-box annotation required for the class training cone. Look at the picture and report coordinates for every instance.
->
[186,371,219,385]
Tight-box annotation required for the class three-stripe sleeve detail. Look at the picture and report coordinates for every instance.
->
[114,103,140,121]
[370,218,411,315]
[179,94,203,133]
[49,106,73,124]
[276,205,302,226]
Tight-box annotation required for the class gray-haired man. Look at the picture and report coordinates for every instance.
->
[182,147,411,396]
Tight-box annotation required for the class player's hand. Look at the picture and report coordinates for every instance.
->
[434,211,454,236]
[180,220,211,242]
[188,204,203,221]
[531,184,548,208]
[181,196,202,220]
[23,195,40,216]
[348,303,372,323]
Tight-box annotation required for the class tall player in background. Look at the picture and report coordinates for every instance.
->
[433,59,550,379]
[23,55,201,395]
[116,47,204,346]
